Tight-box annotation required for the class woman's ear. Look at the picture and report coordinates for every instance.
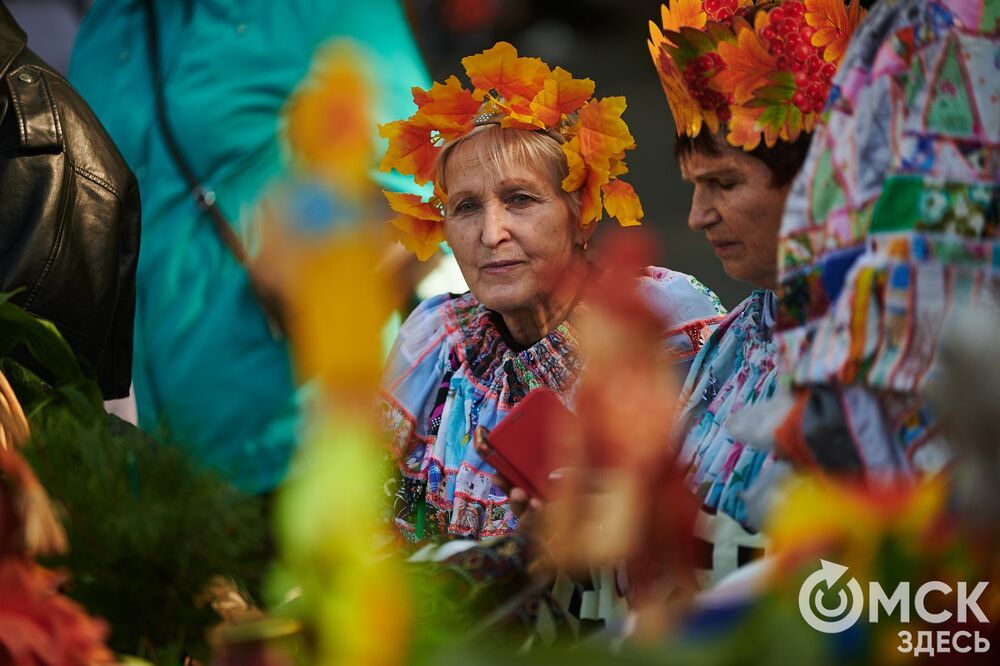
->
[575,221,598,248]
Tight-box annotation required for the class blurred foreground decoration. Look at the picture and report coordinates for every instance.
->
[250,41,413,666]
[540,232,701,634]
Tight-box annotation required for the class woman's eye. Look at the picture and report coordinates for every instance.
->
[508,193,535,206]
[453,201,477,214]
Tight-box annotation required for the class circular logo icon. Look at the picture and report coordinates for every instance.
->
[799,559,865,633]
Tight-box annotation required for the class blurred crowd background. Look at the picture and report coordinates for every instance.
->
[10,0,756,308]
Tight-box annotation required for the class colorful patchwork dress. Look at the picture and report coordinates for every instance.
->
[774,0,1000,472]
[380,266,726,542]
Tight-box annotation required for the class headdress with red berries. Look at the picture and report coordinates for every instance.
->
[648,0,865,150]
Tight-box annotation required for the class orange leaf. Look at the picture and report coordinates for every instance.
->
[575,97,635,172]
[496,94,547,130]
[561,136,587,191]
[499,114,546,130]
[0,559,113,665]
[433,181,448,206]
[753,7,771,32]
[377,119,439,186]
[412,87,430,107]
[725,104,764,151]
[411,76,481,141]
[713,28,778,105]
[579,166,610,225]
[648,34,705,137]
[609,150,629,177]
[660,0,707,36]
[805,0,866,63]
[602,179,644,227]
[382,191,442,222]
[724,99,792,150]
[529,67,595,127]
[388,213,445,261]
[462,42,551,103]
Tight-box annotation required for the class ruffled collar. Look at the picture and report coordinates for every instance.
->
[735,289,777,341]
[446,292,585,409]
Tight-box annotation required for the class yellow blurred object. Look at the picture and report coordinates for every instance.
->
[287,232,396,393]
[766,474,947,576]
[271,44,412,666]
[276,417,411,666]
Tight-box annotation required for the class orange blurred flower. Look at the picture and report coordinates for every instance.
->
[284,43,375,194]
[0,559,113,666]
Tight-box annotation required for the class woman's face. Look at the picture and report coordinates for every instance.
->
[442,140,588,315]
[679,142,792,290]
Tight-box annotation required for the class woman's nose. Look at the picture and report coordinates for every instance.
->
[687,187,720,232]
[481,202,512,247]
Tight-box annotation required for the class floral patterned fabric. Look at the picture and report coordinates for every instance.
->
[774,0,1000,469]
[380,266,726,541]
[677,290,779,529]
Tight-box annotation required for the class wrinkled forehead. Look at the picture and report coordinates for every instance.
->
[444,156,551,198]
[678,143,755,180]
[439,126,562,195]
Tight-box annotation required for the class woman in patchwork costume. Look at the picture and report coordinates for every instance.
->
[771,0,999,481]
[648,0,866,583]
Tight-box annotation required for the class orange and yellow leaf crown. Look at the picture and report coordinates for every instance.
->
[648,0,865,151]
[378,41,644,261]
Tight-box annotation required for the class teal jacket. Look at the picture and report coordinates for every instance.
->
[70,0,430,493]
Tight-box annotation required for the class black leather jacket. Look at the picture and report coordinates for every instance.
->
[1,4,139,399]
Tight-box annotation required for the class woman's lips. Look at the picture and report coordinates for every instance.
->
[710,240,741,257]
[482,260,524,275]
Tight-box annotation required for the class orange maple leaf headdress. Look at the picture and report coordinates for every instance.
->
[648,0,865,151]
[379,42,644,260]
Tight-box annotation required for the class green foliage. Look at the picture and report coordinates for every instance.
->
[421,593,832,666]
[23,409,268,663]
[0,293,269,663]
[0,294,101,417]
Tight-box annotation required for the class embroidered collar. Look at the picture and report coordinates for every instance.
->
[446,292,585,409]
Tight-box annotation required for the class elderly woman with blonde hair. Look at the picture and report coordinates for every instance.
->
[379,42,727,546]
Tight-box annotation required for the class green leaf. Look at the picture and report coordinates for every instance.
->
[0,358,50,409]
[768,71,796,88]
[760,103,790,129]
[662,31,700,67]
[679,26,716,53]
[755,85,795,102]
[787,106,803,136]
[0,288,25,306]
[0,294,101,410]
[707,22,737,45]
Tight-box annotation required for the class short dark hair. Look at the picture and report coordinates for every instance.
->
[674,130,813,188]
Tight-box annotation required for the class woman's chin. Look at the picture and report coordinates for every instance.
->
[472,285,533,313]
